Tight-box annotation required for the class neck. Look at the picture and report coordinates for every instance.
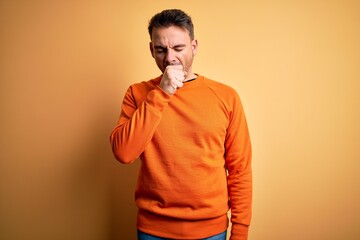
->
[185,72,197,81]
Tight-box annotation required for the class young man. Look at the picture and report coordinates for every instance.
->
[110,9,252,240]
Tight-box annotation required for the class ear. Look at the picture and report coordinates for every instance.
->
[149,42,155,58]
[191,39,198,56]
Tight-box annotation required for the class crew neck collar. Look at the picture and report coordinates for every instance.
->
[180,74,203,89]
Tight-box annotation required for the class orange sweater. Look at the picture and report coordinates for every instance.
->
[110,75,252,240]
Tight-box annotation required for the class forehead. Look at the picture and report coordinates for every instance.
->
[151,26,191,44]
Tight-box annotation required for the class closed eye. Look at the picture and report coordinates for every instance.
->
[174,48,184,52]
[154,46,166,53]
[173,44,186,52]
[154,44,186,53]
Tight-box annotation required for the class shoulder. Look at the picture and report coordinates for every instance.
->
[130,76,160,91]
[201,76,241,104]
[126,76,161,97]
[200,76,246,121]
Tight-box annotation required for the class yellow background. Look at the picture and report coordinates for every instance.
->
[1,1,359,239]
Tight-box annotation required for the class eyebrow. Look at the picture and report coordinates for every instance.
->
[154,44,186,49]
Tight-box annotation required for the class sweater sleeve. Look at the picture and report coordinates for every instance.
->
[110,85,171,164]
[224,92,252,240]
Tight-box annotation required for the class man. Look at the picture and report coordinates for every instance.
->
[110,9,252,240]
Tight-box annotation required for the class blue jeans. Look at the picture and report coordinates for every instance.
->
[137,230,227,240]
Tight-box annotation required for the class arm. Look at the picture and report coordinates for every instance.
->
[110,66,187,163]
[110,85,171,163]
[225,93,252,240]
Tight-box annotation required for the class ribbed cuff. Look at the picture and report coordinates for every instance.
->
[230,223,249,240]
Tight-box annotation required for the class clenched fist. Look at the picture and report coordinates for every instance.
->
[159,64,187,95]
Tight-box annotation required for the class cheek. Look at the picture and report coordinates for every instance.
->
[182,52,193,63]
[154,55,164,64]
[154,57,165,71]
[179,52,189,62]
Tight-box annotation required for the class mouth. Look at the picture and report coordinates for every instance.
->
[164,62,182,68]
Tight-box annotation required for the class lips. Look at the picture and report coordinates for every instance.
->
[165,62,182,68]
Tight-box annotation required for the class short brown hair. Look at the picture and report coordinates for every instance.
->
[148,9,194,40]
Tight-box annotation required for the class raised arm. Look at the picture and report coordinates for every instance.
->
[110,85,171,164]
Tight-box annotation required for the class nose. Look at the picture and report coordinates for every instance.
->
[165,49,177,65]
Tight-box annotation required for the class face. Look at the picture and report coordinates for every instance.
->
[150,25,198,76]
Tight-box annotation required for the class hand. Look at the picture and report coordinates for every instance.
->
[159,65,187,95]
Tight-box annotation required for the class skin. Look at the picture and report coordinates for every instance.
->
[150,25,198,95]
